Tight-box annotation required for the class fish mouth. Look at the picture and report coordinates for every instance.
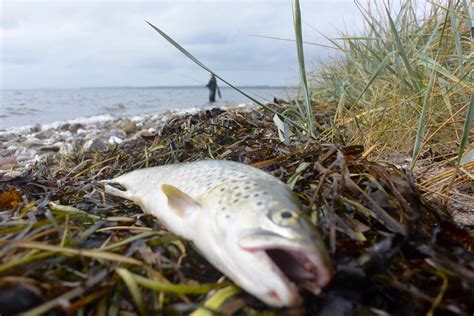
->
[265,248,329,295]
[239,234,332,305]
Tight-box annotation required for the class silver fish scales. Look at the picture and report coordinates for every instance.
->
[102,160,332,307]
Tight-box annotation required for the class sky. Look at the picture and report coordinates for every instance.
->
[1,0,368,89]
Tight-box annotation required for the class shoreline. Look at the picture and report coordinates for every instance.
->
[0,102,258,175]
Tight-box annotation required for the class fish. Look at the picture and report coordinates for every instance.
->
[102,160,332,307]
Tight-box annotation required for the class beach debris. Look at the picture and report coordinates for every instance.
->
[102,160,332,307]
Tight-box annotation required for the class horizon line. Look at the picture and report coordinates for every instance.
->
[1,85,295,90]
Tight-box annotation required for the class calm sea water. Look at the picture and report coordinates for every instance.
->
[0,87,291,131]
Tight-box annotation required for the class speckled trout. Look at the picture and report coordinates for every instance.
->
[102,160,332,307]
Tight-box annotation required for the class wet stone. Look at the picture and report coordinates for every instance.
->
[83,138,109,152]
[29,123,41,133]
[39,145,60,152]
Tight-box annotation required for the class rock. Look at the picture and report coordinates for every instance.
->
[0,149,16,157]
[59,142,76,155]
[24,137,43,147]
[69,123,84,133]
[109,129,127,139]
[0,156,17,170]
[83,138,108,152]
[122,122,137,135]
[108,136,123,145]
[6,144,19,151]
[190,115,200,125]
[60,123,71,131]
[57,131,73,141]
[35,130,54,140]
[39,145,60,152]
[30,124,42,133]
[15,148,37,162]
[81,129,100,139]
[206,107,225,118]
[139,128,157,139]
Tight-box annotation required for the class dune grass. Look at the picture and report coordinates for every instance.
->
[303,0,473,211]
[309,0,472,167]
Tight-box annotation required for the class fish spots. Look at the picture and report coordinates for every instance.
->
[243,194,250,199]
[220,187,225,192]
[256,201,264,206]
[254,193,260,197]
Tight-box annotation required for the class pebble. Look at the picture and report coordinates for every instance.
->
[108,136,123,145]
[122,122,137,134]
[59,142,76,155]
[83,138,109,152]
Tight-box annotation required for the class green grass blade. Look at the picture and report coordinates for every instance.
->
[190,285,240,316]
[293,0,317,133]
[133,272,228,294]
[117,268,147,316]
[412,60,437,164]
[249,34,343,51]
[385,6,421,92]
[457,93,474,165]
[448,2,463,67]
[461,0,473,34]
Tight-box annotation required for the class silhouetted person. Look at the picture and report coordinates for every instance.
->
[206,74,221,102]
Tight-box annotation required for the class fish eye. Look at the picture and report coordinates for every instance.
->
[272,210,299,225]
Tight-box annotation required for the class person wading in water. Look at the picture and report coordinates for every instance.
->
[206,74,221,103]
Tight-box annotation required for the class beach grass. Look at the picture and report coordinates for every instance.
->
[309,0,472,164]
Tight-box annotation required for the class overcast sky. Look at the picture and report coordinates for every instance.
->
[1,0,368,89]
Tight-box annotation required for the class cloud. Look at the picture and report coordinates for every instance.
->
[1,1,366,89]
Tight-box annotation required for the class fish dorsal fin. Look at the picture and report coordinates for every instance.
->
[162,184,201,218]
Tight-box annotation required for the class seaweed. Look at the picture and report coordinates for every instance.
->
[0,106,472,315]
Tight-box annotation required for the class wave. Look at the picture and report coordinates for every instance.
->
[0,114,115,135]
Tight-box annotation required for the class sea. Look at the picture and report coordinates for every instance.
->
[0,86,292,132]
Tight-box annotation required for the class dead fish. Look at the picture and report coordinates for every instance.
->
[102,160,332,307]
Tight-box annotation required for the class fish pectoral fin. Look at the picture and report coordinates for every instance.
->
[161,184,201,218]
[102,180,131,200]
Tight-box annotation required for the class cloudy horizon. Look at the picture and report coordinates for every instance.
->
[1,1,368,90]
